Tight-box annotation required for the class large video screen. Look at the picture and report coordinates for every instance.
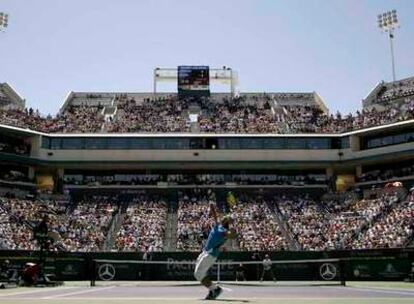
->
[178,66,210,97]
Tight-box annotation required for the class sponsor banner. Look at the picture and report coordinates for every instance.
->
[349,260,409,280]
[0,248,412,281]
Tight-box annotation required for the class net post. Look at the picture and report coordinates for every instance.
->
[217,260,221,283]
[339,259,346,286]
[90,259,96,287]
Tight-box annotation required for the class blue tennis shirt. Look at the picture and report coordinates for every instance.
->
[204,224,227,257]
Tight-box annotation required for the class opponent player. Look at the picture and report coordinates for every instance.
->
[194,202,236,300]
[260,254,276,282]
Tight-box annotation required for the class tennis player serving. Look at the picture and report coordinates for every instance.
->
[194,202,236,300]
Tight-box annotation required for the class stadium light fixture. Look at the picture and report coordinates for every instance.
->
[0,12,9,32]
[377,10,399,82]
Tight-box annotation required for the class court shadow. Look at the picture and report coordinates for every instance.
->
[200,300,250,303]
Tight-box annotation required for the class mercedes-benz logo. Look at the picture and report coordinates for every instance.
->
[319,263,337,281]
[98,264,116,281]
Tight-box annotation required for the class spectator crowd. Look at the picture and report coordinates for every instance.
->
[61,196,118,252]
[276,192,401,250]
[198,96,284,133]
[0,136,30,156]
[115,194,167,252]
[1,88,414,134]
[0,204,34,250]
[230,195,288,251]
[0,195,68,250]
[352,196,414,249]
[0,194,117,252]
[176,190,217,251]
[357,163,414,183]
[63,173,328,187]
[277,195,328,250]
[0,190,412,252]
[0,105,104,133]
[106,95,190,133]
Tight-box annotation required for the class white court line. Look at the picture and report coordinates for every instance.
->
[0,287,78,297]
[220,286,233,292]
[42,286,115,299]
[330,286,414,297]
[3,297,414,301]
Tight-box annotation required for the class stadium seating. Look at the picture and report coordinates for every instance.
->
[1,93,413,134]
[61,198,118,252]
[230,195,289,251]
[114,194,167,252]
[198,96,283,133]
[277,195,328,250]
[357,164,414,184]
[352,196,414,248]
[0,190,412,252]
[375,78,414,103]
[56,105,105,133]
[0,196,68,250]
[276,193,400,250]
[323,193,399,249]
[176,190,217,251]
[62,173,327,187]
[0,136,30,155]
[0,204,34,250]
[106,95,190,133]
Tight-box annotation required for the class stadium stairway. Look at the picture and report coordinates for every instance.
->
[190,121,200,133]
[270,100,291,133]
[103,203,127,251]
[101,99,118,132]
[164,200,178,251]
[350,193,402,247]
[188,103,201,133]
[266,201,301,250]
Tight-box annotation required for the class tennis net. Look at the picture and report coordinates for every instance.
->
[90,257,346,287]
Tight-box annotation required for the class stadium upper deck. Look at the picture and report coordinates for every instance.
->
[0,83,25,110]
[1,76,413,135]
[363,76,414,108]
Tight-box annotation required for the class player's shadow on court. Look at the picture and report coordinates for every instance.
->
[201,300,250,303]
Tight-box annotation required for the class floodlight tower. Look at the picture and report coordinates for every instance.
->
[377,10,399,82]
[0,12,9,32]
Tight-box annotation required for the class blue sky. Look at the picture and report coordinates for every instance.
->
[0,0,413,115]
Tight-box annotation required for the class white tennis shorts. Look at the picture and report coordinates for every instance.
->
[194,251,216,281]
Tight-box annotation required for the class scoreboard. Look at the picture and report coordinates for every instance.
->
[177,66,210,97]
